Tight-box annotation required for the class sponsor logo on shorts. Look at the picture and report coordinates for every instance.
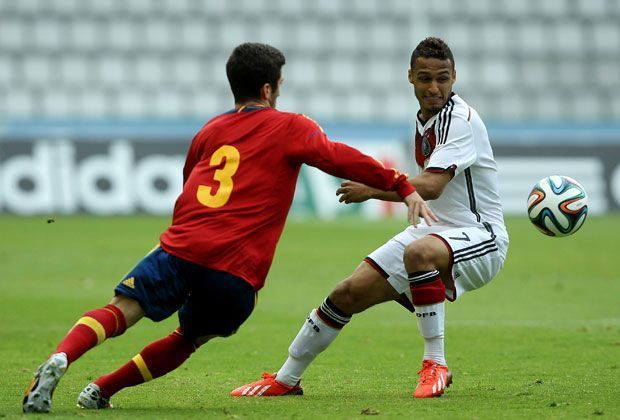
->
[122,277,135,289]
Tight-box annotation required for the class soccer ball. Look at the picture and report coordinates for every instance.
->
[527,175,588,237]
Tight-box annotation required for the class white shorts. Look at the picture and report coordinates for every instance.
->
[366,224,509,302]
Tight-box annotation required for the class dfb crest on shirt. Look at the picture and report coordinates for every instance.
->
[421,133,432,157]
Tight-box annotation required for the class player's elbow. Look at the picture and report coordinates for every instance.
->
[418,184,444,200]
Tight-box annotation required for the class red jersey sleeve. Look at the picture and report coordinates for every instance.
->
[286,114,414,199]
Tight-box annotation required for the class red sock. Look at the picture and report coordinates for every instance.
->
[56,304,127,364]
[95,328,196,399]
[408,271,446,305]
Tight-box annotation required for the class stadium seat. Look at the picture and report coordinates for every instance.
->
[117,89,147,119]
[496,0,532,18]
[98,55,129,86]
[329,21,361,52]
[592,22,620,53]
[479,23,510,52]
[553,22,585,54]
[575,0,608,17]
[538,0,569,17]
[180,20,210,51]
[516,22,548,54]
[481,58,513,88]
[0,19,25,51]
[142,20,175,51]
[6,89,34,118]
[287,57,321,88]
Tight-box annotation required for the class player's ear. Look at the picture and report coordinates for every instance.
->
[452,69,457,83]
[408,69,414,84]
[260,83,271,101]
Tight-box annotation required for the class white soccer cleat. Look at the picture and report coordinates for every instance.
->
[22,352,68,413]
[77,382,113,409]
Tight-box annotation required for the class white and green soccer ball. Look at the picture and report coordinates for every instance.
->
[527,175,588,237]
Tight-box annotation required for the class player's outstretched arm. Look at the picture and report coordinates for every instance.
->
[336,181,437,226]
[337,180,401,203]
[337,170,452,203]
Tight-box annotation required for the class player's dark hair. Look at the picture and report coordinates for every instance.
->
[226,43,286,103]
[410,37,455,69]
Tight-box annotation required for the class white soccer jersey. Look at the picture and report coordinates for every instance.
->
[413,93,507,241]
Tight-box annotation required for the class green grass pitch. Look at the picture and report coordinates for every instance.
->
[1,215,618,419]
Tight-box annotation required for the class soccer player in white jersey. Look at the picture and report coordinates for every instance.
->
[231,37,509,399]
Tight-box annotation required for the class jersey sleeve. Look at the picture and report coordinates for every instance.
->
[287,114,414,198]
[426,115,476,177]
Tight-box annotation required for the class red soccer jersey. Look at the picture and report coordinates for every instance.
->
[160,107,413,291]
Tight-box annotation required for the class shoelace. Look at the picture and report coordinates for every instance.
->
[260,372,275,380]
[418,363,441,385]
[259,372,299,389]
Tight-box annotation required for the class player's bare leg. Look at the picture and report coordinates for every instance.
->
[23,295,143,413]
[231,262,399,396]
[403,235,453,398]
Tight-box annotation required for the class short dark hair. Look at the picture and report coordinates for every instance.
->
[410,37,455,69]
[226,43,286,103]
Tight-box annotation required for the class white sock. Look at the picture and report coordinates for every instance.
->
[276,309,342,386]
[414,301,446,366]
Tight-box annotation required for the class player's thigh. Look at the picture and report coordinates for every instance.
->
[329,261,401,314]
[432,226,506,301]
[114,247,189,323]
[178,268,256,341]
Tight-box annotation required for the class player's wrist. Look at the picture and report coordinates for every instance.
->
[395,176,416,200]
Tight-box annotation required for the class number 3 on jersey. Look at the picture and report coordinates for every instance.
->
[196,145,240,208]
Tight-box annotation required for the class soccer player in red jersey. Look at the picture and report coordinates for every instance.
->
[22,43,435,413]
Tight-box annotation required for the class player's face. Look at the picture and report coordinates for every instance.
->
[408,57,456,120]
[268,76,283,108]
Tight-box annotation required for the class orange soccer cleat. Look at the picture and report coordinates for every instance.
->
[413,360,453,398]
[230,372,303,397]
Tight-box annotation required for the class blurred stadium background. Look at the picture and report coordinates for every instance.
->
[1,0,619,218]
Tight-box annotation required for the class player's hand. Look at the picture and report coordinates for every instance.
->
[404,191,438,227]
[336,181,374,204]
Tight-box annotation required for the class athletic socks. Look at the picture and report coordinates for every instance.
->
[95,327,196,399]
[276,298,351,386]
[414,301,446,365]
[55,304,127,364]
[408,270,447,366]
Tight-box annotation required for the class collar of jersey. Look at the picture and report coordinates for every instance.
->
[416,93,457,132]
[224,105,271,114]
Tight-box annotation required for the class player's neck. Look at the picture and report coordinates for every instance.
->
[235,100,271,110]
[418,109,439,123]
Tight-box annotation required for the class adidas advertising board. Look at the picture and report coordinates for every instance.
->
[0,137,618,216]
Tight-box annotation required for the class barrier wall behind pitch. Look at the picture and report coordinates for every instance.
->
[0,126,618,217]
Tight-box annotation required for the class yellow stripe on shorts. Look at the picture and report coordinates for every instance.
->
[132,354,154,381]
[75,316,106,345]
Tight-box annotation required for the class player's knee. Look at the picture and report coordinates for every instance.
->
[193,334,217,347]
[404,242,435,272]
[328,279,360,314]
